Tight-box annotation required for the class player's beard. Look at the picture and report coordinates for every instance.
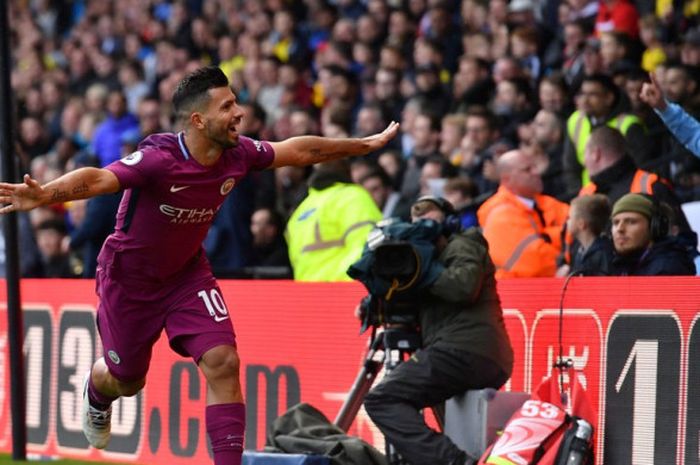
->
[206,121,239,149]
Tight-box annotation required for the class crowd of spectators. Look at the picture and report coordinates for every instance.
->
[6,0,700,279]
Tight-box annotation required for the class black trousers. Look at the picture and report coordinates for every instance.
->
[364,343,509,465]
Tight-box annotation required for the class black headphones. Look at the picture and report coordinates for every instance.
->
[639,194,669,241]
[413,195,462,235]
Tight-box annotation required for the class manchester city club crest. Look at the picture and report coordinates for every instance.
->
[220,178,235,195]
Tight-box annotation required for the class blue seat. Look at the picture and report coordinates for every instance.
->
[242,451,330,464]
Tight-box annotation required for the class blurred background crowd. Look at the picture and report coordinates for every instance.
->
[5,0,700,279]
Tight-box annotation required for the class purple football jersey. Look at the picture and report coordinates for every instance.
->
[99,132,274,281]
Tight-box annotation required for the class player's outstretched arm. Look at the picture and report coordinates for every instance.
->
[0,168,120,214]
[268,121,399,168]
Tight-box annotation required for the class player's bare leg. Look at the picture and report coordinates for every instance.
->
[199,344,245,465]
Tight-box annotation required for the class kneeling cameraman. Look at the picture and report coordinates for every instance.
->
[362,196,513,465]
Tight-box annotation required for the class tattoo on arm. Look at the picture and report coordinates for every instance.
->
[72,181,89,196]
[50,189,69,202]
[310,148,348,162]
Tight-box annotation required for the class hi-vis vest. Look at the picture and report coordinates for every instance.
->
[567,110,643,186]
[285,183,382,282]
[578,169,660,196]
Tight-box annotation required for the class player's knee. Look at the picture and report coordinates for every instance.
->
[117,377,146,397]
[201,345,240,382]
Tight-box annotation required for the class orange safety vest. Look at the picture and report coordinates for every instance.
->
[578,169,660,196]
[477,187,569,278]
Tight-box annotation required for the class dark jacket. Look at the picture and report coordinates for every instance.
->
[70,193,121,278]
[610,237,696,276]
[570,236,614,276]
[588,155,697,252]
[422,227,514,376]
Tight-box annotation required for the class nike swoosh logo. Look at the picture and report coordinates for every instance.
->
[170,185,190,193]
[214,315,229,322]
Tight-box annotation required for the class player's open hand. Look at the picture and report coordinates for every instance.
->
[363,121,400,151]
[0,174,44,214]
[639,72,666,111]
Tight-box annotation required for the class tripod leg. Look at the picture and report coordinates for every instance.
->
[334,336,385,431]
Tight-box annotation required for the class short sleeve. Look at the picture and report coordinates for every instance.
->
[104,148,163,189]
[237,136,275,171]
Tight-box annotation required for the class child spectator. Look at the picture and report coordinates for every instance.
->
[558,193,614,276]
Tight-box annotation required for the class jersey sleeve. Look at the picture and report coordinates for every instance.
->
[237,136,275,170]
[104,148,163,189]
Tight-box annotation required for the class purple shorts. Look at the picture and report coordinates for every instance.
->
[95,258,236,382]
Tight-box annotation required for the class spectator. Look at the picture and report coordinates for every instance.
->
[419,155,458,198]
[400,112,441,201]
[439,113,467,160]
[358,167,411,220]
[0,213,43,278]
[451,56,494,111]
[376,149,405,190]
[249,207,292,275]
[530,109,568,200]
[595,0,640,39]
[91,90,140,167]
[453,107,501,194]
[579,126,697,251]
[137,97,165,138]
[35,219,79,278]
[538,73,573,116]
[638,15,666,73]
[640,70,700,159]
[490,76,537,145]
[66,192,121,278]
[443,176,480,230]
[478,149,569,277]
[609,193,695,275]
[118,61,150,115]
[285,161,382,281]
[510,25,541,81]
[557,193,614,276]
[563,73,650,196]
[374,67,404,123]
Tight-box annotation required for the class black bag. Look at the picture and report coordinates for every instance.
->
[265,403,387,465]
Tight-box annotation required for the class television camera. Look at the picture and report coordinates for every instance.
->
[337,218,449,464]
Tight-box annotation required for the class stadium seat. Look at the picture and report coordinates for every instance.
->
[242,451,330,464]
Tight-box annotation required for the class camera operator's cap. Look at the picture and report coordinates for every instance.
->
[412,195,456,216]
[611,193,654,220]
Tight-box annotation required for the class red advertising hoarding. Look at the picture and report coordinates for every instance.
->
[0,277,698,465]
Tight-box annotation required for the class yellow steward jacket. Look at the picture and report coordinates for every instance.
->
[567,110,643,186]
[477,186,569,278]
[285,182,382,281]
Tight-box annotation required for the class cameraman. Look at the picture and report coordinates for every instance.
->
[362,196,514,465]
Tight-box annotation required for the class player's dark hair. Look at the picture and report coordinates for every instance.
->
[172,66,230,120]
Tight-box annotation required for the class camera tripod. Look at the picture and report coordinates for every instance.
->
[334,325,445,465]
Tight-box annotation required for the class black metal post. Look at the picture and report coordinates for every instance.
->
[0,0,27,459]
